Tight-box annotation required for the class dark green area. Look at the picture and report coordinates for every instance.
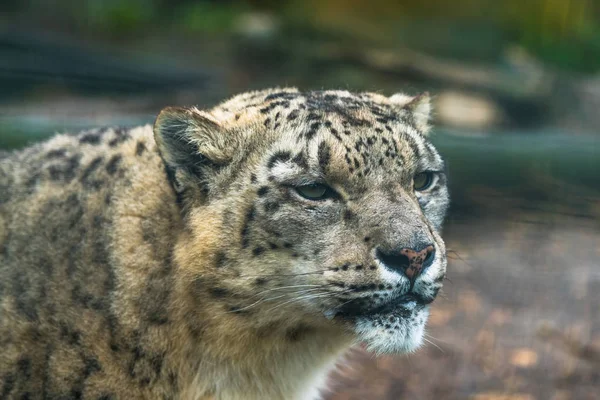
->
[2,118,598,218]
[2,0,600,73]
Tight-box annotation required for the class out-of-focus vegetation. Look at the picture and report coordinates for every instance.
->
[3,0,600,134]
[3,0,600,73]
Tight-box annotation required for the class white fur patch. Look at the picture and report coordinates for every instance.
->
[354,306,429,355]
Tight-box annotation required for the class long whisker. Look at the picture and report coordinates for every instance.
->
[266,291,342,313]
[269,287,356,314]
[260,288,328,304]
[446,249,475,269]
[239,269,332,278]
[251,284,328,299]
[424,333,451,345]
[422,337,445,353]
[218,287,328,316]
[334,296,360,310]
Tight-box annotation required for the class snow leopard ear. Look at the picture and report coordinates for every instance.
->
[153,106,235,190]
[389,93,432,135]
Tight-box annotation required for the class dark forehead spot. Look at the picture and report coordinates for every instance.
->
[260,100,290,114]
[292,152,308,170]
[135,141,146,156]
[267,151,292,169]
[79,132,102,145]
[252,247,265,256]
[265,91,298,101]
[46,149,67,159]
[105,154,123,175]
[80,156,103,182]
[48,154,81,182]
[317,142,331,172]
[257,186,270,196]
[108,128,130,147]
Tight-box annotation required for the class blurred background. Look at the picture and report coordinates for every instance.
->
[1,1,599,399]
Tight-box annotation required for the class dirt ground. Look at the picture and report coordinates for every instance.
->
[326,212,600,400]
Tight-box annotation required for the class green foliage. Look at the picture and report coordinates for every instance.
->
[82,0,157,36]
[7,0,600,73]
[175,2,248,34]
[500,0,600,73]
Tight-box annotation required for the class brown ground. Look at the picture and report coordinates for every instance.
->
[327,211,600,400]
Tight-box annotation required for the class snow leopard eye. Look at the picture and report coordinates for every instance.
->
[295,184,332,201]
[413,172,434,191]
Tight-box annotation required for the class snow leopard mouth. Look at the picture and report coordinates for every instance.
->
[333,292,430,321]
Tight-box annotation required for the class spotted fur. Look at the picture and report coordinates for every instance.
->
[0,88,449,399]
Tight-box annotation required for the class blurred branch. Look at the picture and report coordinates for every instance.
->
[0,28,214,99]
[319,44,548,98]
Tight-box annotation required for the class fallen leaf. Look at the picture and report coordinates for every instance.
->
[509,348,538,368]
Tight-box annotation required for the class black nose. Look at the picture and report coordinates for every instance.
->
[376,245,435,282]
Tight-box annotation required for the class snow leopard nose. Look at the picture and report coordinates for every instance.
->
[376,245,435,282]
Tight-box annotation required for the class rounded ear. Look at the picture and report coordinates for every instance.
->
[389,93,432,135]
[153,106,232,189]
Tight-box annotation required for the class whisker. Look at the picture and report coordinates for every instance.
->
[261,288,326,303]
[334,296,360,310]
[422,337,445,353]
[239,269,332,278]
[250,284,327,299]
[446,249,475,269]
[266,291,342,313]
[218,288,328,316]
[424,333,451,345]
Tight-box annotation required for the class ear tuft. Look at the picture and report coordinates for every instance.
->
[153,106,229,184]
[390,92,432,135]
